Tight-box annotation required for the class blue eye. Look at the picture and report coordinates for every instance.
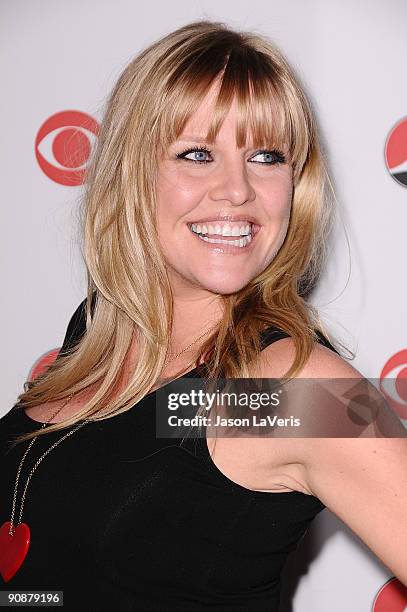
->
[176,146,212,164]
[251,150,286,165]
[175,146,286,165]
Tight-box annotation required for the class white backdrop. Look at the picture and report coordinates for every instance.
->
[1,1,406,610]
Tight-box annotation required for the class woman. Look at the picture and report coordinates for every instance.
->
[1,19,406,611]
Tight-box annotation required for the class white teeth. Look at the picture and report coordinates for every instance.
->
[191,222,252,237]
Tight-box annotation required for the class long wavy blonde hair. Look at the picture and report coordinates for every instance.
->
[12,19,350,444]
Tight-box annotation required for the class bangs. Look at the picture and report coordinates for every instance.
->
[157,41,310,172]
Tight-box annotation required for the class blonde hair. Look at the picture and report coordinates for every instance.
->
[12,19,350,444]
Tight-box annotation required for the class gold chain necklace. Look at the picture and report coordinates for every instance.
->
[0,321,218,582]
[0,393,80,582]
[164,322,218,365]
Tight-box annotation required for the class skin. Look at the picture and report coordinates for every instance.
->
[155,78,293,352]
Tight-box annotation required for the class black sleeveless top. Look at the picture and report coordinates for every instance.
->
[0,300,338,611]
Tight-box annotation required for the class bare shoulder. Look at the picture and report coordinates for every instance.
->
[257,334,361,379]
[205,337,365,496]
[250,336,369,474]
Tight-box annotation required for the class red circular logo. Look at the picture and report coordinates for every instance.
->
[384,116,407,187]
[380,349,407,420]
[35,110,99,186]
[373,577,407,611]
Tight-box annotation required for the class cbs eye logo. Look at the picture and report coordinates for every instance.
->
[380,349,407,421]
[35,110,99,186]
[384,115,407,188]
[373,576,407,611]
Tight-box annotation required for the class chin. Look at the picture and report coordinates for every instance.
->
[195,275,252,295]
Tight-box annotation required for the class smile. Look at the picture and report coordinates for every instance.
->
[187,221,260,253]
[192,233,252,247]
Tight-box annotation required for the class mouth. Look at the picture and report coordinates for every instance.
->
[186,220,261,253]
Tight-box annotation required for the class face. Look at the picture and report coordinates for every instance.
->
[155,80,293,296]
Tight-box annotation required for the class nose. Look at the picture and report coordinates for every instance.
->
[208,155,256,206]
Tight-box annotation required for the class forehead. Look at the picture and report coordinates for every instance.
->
[175,80,286,149]
[178,97,243,142]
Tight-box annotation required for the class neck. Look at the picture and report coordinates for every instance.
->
[122,291,223,385]
[169,292,223,354]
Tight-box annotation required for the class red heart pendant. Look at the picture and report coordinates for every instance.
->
[0,521,30,582]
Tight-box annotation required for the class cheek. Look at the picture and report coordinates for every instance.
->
[155,169,202,261]
[273,198,292,246]
[156,169,208,231]
[258,181,293,260]
[262,180,293,225]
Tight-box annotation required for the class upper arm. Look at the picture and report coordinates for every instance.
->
[259,337,407,586]
[303,436,407,586]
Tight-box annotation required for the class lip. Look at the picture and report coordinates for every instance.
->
[187,214,261,229]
